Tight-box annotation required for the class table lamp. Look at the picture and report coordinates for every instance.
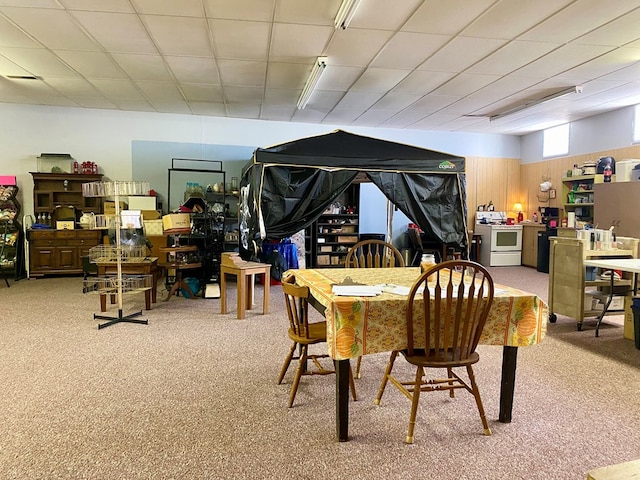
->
[514,203,524,223]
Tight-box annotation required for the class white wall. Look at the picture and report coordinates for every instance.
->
[0,103,520,216]
[521,105,637,163]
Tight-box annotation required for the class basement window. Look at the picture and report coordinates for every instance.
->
[543,123,569,158]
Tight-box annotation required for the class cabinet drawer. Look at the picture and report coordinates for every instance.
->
[67,238,99,246]
[31,238,67,247]
[29,229,56,240]
[55,229,77,239]
[75,229,102,240]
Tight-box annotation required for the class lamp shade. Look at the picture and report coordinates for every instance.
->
[513,203,523,212]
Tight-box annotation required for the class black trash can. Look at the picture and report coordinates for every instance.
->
[537,227,557,273]
[631,298,640,350]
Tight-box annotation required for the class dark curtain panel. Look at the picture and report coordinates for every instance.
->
[366,171,468,250]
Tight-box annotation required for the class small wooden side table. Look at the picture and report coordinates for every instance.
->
[158,245,202,300]
[220,253,271,319]
[95,257,159,312]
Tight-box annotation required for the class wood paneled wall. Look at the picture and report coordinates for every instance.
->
[519,146,640,219]
[465,156,522,226]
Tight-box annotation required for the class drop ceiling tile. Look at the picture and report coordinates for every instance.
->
[391,70,456,95]
[44,76,99,96]
[0,47,79,76]
[142,15,213,57]
[348,0,422,30]
[111,53,172,81]
[223,85,264,103]
[275,0,340,25]
[131,0,204,17]
[180,83,223,102]
[556,47,640,83]
[0,54,33,76]
[405,94,460,115]
[110,98,154,110]
[325,29,393,67]
[349,68,410,93]
[520,0,640,43]
[300,89,343,112]
[513,43,614,79]
[419,36,507,73]
[188,101,227,116]
[467,40,561,76]
[379,108,427,128]
[323,108,361,124]
[165,56,220,84]
[462,0,573,39]
[54,50,125,78]
[149,99,191,114]
[369,92,422,111]
[291,107,328,122]
[431,73,500,97]
[403,0,495,35]
[267,62,309,89]
[0,1,61,8]
[260,105,295,121]
[264,88,297,106]
[135,80,184,101]
[58,0,134,12]
[226,103,260,118]
[575,8,640,46]
[203,0,275,22]
[353,109,395,126]
[270,23,333,63]
[89,78,145,99]
[335,91,384,110]
[598,61,640,82]
[316,65,364,91]
[371,32,451,69]
[70,11,157,54]
[209,19,269,61]
[72,96,117,108]
[0,15,41,48]
[217,59,266,87]
[1,7,100,51]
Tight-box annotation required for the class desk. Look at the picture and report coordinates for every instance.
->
[285,267,548,442]
[95,257,159,311]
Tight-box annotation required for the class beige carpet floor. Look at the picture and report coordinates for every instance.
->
[0,266,639,480]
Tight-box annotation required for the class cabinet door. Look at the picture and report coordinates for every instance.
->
[31,246,57,271]
[55,246,76,269]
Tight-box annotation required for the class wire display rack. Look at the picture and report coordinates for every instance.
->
[83,180,151,329]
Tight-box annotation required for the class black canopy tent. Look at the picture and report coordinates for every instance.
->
[238,130,468,260]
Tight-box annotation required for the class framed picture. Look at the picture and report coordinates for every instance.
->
[549,189,556,199]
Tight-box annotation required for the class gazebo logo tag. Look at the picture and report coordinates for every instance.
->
[438,160,457,170]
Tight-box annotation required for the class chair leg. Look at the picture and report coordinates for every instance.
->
[406,365,424,444]
[349,364,357,401]
[447,367,455,398]
[467,365,491,436]
[355,356,362,379]
[288,345,308,408]
[375,350,398,405]
[277,342,297,385]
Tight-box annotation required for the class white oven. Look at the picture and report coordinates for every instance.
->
[474,212,523,267]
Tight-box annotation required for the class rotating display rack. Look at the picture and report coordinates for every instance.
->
[83,180,151,329]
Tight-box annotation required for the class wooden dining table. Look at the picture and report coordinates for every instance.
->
[284,267,548,442]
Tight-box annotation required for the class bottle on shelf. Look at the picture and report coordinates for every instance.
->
[420,253,436,273]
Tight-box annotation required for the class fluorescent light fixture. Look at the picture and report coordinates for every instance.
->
[296,56,327,110]
[334,0,362,29]
[490,85,583,122]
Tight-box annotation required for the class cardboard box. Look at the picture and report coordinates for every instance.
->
[341,225,356,233]
[338,235,358,243]
[320,246,333,253]
[331,256,340,265]
[317,255,330,265]
[141,210,161,220]
[128,196,156,210]
[144,219,163,236]
[162,213,190,232]
[104,200,128,215]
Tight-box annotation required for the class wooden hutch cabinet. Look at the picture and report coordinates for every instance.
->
[27,172,104,277]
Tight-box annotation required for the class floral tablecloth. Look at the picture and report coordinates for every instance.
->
[284,267,548,360]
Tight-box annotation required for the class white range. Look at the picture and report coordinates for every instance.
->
[474,212,523,267]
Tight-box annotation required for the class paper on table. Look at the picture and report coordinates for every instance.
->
[331,285,384,296]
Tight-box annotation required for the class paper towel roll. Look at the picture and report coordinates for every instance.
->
[567,212,576,228]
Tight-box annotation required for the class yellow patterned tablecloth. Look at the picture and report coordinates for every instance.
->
[285,268,548,360]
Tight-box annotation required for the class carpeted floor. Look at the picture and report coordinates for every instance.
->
[0,266,639,480]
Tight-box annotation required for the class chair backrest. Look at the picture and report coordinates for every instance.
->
[282,277,312,339]
[406,260,494,360]
[345,239,405,268]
